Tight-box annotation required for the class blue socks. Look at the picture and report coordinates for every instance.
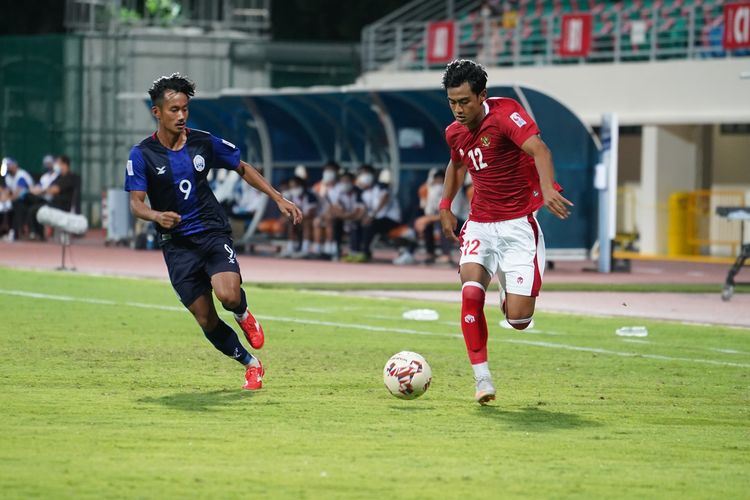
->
[203,320,253,365]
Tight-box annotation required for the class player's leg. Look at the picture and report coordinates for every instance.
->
[460,263,492,365]
[212,271,265,350]
[163,238,263,390]
[458,220,499,405]
[205,233,265,349]
[187,292,264,390]
[498,215,545,331]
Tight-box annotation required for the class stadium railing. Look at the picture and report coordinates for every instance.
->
[362,1,746,72]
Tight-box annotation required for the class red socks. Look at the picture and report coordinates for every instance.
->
[461,282,488,364]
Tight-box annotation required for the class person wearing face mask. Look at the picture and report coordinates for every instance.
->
[408,170,469,265]
[311,161,340,258]
[1,157,34,241]
[19,155,61,239]
[279,176,318,259]
[328,171,366,261]
[37,155,59,199]
[355,164,403,263]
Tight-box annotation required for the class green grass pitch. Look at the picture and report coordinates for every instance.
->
[0,268,748,498]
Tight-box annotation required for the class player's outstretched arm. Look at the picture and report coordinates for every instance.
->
[236,160,303,224]
[129,191,181,229]
[521,135,574,220]
[439,159,467,244]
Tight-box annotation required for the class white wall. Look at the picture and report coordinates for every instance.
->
[712,126,750,184]
[639,125,703,254]
[359,58,750,126]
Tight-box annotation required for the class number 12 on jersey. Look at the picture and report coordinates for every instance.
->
[467,147,488,171]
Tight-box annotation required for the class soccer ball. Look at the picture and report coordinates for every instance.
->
[383,351,432,400]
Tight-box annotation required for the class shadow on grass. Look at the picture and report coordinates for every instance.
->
[139,389,253,412]
[389,404,436,412]
[476,405,599,431]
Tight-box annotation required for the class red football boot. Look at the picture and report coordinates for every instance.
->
[243,359,264,391]
[236,309,265,349]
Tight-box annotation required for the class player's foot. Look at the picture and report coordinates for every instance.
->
[243,358,264,390]
[474,376,496,405]
[235,309,265,349]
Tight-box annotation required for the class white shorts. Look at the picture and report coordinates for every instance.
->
[458,215,546,296]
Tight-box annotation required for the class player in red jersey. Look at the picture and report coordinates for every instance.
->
[438,59,573,405]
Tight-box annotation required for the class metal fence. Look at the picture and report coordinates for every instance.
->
[362,4,746,72]
[0,35,83,184]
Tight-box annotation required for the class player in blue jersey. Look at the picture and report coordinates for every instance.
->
[125,74,302,390]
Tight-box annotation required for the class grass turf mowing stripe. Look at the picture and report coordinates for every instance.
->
[2,288,748,370]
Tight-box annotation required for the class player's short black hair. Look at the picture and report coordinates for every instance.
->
[442,59,488,95]
[148,73,196,106]
[58,155,70,167]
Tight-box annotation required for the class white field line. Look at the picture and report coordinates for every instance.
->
[2,289,749,369]
[504,339,750,369]
[709,348,750,355]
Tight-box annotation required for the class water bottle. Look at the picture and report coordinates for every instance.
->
[615,326,648,337]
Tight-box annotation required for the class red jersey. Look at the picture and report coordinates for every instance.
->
[445,97,543,222]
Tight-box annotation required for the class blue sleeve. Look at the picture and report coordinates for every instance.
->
[210,134,241,170]
[17,176,29,190]
[124,147,147,192]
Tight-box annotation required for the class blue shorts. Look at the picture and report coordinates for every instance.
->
[161,231,241,307]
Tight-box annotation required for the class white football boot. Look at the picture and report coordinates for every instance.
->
[474,375,496,405]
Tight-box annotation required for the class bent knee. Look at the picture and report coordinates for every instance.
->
[215,289,240,309]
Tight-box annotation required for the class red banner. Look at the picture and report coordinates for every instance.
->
[559,14,592,57]
[426,21,455,65]
[723,2,750,49]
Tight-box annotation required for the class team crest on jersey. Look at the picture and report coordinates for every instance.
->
[480,136,491,147]
[193,154,205,172]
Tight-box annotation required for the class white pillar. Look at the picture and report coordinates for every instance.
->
[639,125,702,254]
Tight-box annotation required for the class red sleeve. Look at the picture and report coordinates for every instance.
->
[496,99,540,149]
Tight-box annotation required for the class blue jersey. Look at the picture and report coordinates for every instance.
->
[124,129,241,236]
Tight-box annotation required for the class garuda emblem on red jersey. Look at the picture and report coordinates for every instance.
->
[480,136,491,147]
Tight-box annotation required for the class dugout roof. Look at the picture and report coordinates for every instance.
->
[187,85,600,254]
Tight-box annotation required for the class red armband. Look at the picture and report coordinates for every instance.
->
[438,198,452,211]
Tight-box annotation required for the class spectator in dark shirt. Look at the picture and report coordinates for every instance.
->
[27,155,81,239]
[47,155,80,212]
